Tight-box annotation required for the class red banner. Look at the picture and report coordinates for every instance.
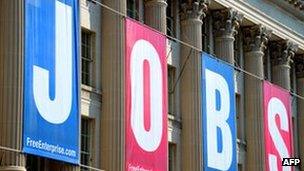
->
[263,81,293,171]
[125,18,167,171]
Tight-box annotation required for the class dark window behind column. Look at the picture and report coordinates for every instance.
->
[81,29,94,86]
[166,0,176,37]
[168,65,176,115]
[26,155,45,171]
[169,143,176,171]
[127,0,139,20]
[81,117,94,171]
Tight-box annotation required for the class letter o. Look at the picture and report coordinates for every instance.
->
[130,39,163,152]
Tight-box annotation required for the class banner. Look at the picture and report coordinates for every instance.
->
[23,0,79,164]
[263,81,293,171]
[125,18,167,171]
[202,53,237,171]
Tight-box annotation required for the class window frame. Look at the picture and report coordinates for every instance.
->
[166,0,176,37]
[81,28,95,87]
[168,65,176,116]
[169,143,177,171]
[127,0,140,20]
[80,117,95,170]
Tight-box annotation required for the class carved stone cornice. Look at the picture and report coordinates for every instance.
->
[212,8,244,37]
[284,0,304,11]
[180,0,209,21]
[270,41,299,66]
[243,25,272,52]
[295,55,304,78]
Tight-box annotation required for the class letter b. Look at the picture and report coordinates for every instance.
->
[205,69,233,170]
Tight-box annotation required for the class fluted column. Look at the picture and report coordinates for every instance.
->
[213,9,243,64]
[270,41,298,90]
[179,1,208,171]
[144,0,167,33]
[243,26,271,171]
[100,0,126,170]
[271,42,299,170]
[296,56,304,171]
[0,1,26,171]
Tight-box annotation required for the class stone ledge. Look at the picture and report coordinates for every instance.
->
[0,166,26,171]
[81,84,102,103]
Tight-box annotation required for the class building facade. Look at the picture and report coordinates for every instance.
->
[0,0,304,170]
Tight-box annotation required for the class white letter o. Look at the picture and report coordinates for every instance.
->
[130,39,163,152]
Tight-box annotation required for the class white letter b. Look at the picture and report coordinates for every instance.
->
[206,69,233,170]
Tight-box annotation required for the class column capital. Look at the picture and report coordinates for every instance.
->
[144,0,167,7]
[295,55,304,78]
[243,25,272,52]
[180,0,209,21]
[270,40,299,66]
[213,8,243,37]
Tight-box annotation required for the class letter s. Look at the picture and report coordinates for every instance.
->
[268,97,291,171]
[33,1,72,124]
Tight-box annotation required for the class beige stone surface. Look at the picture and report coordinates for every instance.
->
[0,1,25,170]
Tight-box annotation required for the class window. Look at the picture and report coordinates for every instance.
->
[166,0,176,37]
[236,94,241,139]
[127,0,144,22]
[127,0,140,20]
[169,143,176,171]
[234,30,243,68]
[168,65,176,115]
[26,155,45,171]
[238,164,243,171]
[81,117,94,171]
[290,62,297,93]
[264,48,271,81]
[81,29,94,86]
[292,114,299,158]
[202,15,214,54]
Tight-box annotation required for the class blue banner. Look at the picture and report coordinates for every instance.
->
[202,53,237,170]
[23,0,79,164]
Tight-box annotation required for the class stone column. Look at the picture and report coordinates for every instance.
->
[0,1,26,171]
[179,1,208,171]
[213,9,243,64]
[243,25,271,171]
[270,42,299,165]
[144,0,167,33]
[270,41,298,90]
[100,0,126,170]
[296,56,304,171]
